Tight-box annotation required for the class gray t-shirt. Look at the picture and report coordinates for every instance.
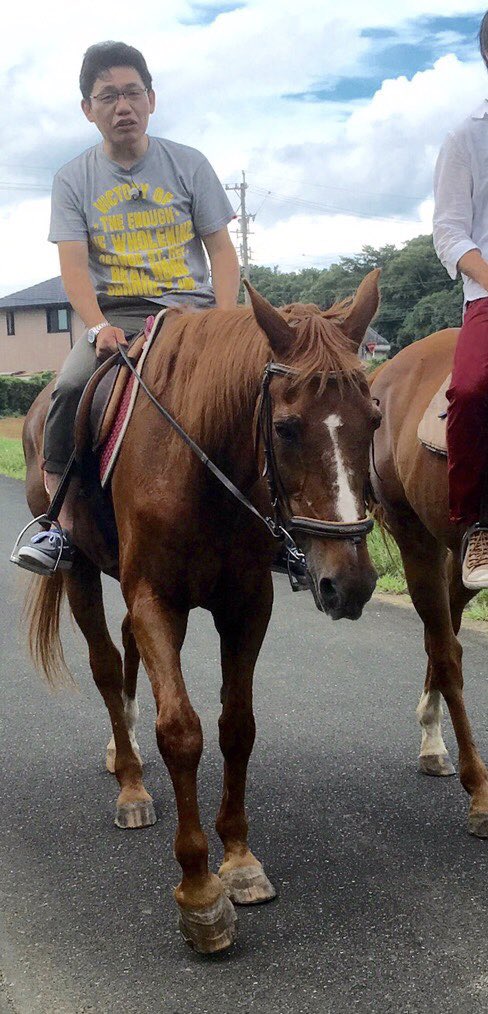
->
[48,136,235,308]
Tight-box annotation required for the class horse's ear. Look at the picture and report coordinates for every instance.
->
[244,280,296,357]
[341,269,381,348]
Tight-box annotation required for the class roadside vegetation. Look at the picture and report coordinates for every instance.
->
[0,371,54,417]
[244,233,462,355]
[0,436,25,480]
[0,410,25,479]
[368,523,488,622]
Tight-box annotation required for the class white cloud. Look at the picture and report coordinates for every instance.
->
[0,198,58,294]
[0,0,485,295]
[251,199,435,269]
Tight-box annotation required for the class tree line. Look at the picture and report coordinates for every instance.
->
[243,234,463,356]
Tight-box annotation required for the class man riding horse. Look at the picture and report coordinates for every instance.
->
[433,10,488,590]
[13,40,240,575]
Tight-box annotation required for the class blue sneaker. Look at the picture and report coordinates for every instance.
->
[16,529,73,576]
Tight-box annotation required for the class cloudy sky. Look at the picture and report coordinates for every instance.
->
[0,1,485,297]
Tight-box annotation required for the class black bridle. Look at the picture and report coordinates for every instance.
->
[116,345,373,589]
[258,362,373,545]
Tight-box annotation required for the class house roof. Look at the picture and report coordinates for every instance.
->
[360,325,390,350]
[0,276,69,310]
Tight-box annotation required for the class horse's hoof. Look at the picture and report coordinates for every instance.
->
[178,894,237,954]
[115,799,157,829]
[106,746,143,775]
[468,811,488,838]
[419,753,456,777]
[219,863,276,905]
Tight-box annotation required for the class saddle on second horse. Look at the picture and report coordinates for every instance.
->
[417,373,450,456]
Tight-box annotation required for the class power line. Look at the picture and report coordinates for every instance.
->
[245,171,426,204]
[0,181,51,192]
[247,184,425,225]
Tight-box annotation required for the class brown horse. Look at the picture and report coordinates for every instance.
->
[370,328,488,839]
[22,273,381,953]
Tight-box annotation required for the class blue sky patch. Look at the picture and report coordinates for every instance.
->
[181,1,244,25]
[285,79,383,103]
[361,27,396,40]
[285,13,483,105]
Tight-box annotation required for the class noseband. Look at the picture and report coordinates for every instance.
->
[258,362,373,546]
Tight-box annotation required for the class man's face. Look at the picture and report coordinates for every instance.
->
[82,65,155,146]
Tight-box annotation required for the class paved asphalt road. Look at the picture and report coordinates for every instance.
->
[3,475,488,1013]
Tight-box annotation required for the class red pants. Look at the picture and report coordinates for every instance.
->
[447,297,488,525]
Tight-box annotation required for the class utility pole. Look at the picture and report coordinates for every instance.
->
[225,171,253,303]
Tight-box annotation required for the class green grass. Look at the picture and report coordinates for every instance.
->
[0,437,26,481]
[368,524,407,595]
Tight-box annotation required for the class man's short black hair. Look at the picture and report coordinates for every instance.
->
[480,12,488,69]
[80,41,152,99]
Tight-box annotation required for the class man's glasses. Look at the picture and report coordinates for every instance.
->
[90,87,149,107]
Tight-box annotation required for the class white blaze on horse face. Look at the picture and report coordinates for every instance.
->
[323,413,360,522]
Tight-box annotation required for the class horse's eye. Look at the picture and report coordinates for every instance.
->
[274,416,301,443]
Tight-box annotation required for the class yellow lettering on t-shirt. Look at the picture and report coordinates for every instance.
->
[107,264,161,296]
[155,221,194,248]
[151,256,190,282]
[126,207,176,230]
[177,276,197,290]
[99,214,125,233]
[152,187,174,206]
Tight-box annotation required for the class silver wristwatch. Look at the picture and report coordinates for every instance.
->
[87,321,109,345]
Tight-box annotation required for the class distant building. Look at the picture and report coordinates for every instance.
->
[0,277,84,375]
[359,325,390,361]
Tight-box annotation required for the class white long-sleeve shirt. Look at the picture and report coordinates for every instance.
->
[433,101,488,304]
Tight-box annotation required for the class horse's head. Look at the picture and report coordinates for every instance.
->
[247,271,382,620]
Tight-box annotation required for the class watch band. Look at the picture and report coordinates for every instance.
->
[87,321,109,344]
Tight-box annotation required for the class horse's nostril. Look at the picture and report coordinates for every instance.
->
[320,577,339,609]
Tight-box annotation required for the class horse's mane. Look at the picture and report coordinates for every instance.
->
[150,300,361,453]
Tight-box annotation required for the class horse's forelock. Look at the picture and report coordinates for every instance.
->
[154,303,362,451]
[277,302,362,390]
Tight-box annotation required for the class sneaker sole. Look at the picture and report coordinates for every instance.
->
[462,576,488,591]
[15,549,72,575]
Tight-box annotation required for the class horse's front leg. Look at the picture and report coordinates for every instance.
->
[129,583,237,953]
[213,577,276,905]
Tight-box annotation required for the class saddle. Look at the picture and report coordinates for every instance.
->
[75,308,170,486]
[417,373,450,456]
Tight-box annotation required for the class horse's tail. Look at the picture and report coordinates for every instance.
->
[23,572,75,688]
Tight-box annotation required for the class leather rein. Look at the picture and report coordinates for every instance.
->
[117,345,373,586]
